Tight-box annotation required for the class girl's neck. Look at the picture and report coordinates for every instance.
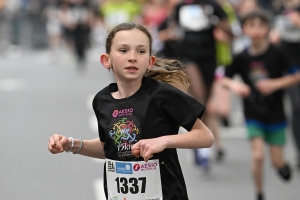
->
[114,78,143,99]
[249,39,269,56]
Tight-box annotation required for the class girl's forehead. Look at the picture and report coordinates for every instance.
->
[112,29,150,46]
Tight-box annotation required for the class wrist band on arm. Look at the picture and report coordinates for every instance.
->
[73,137,83,154]
[66,137,74,153]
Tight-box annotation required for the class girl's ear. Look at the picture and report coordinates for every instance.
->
[148,56,156,71]
[100,53,111,70]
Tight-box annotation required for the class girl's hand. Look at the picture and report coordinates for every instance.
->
[256,79,278,96]
[230,81,251,98]
[131,137,168,162]
[48,134,70,154]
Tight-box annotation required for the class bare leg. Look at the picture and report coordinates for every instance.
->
[269,145,292,181]
[185,63,212,168]
[206,82,231,150]
[185,62,206,104]
[269,145,285,168]
[250,137,265,194]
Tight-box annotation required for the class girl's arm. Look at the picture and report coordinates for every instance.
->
[256,72,300,96]
[131,118,214,162]
[48,134,105,159]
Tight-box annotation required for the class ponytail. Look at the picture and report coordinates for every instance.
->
[145,57,190,92]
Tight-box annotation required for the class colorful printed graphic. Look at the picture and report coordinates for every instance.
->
[109,196,118,200]
[108,111,142,159]
[249,61,269,84]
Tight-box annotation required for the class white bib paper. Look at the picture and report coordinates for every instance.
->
[179,5,210,31]
[106,159,163,200]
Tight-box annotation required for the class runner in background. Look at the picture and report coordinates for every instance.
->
[58,0,92,71]
[173,0,234,171]
[220,9,300,200]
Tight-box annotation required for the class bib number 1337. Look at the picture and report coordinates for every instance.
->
[115,177,146,194]
[106,158,162,199]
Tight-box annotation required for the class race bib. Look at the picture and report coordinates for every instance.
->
[179,5,210,31]
[106,159,163,200]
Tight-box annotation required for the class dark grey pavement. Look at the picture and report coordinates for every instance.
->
[1,49,299,200]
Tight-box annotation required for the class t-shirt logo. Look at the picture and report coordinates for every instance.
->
[108,110,142,159]
[249,61,269,84]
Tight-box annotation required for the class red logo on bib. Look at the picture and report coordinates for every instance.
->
[133,164,140,171]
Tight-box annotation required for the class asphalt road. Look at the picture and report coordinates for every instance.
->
[1,48,299,200]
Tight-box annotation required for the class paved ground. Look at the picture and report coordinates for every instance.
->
[1,48,299,200]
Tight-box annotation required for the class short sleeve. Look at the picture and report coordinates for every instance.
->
[154,83,205,131]
[92,93,106,142]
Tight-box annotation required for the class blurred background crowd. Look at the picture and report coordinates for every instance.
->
[0,0,296,62]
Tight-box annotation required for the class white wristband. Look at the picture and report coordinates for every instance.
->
[66,137,74,153]
[73,137,83,154]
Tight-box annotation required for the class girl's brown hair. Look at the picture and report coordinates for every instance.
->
[105,22,190,92]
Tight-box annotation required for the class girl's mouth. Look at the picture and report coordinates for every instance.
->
[126,67,138,71]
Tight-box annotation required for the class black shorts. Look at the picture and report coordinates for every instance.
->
[182,57,217,87]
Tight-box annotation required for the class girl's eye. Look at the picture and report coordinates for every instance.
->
[137,50,146,54]
[119,49,127,53]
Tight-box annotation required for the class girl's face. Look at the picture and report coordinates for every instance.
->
[103,29,155,83]
[243,18,269,42]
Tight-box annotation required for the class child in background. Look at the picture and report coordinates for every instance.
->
[48,22,214,200]
[219,9,300,200]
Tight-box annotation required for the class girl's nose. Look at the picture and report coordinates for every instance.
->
[128,51,137,62]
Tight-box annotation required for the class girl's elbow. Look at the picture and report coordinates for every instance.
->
[206,132,214,148]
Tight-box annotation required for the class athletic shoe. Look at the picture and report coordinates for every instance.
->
[277,163,292,181]
[216,149,225,163]
[257,193,264,200]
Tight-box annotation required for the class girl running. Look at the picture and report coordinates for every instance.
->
[48,22,214,200]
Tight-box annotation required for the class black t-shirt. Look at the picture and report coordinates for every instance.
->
[174,0,227,59]
[93,76,205,200]
[225,44,292,124]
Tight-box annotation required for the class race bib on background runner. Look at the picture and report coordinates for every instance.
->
[106,159,163,200]
[179,5,210,31]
